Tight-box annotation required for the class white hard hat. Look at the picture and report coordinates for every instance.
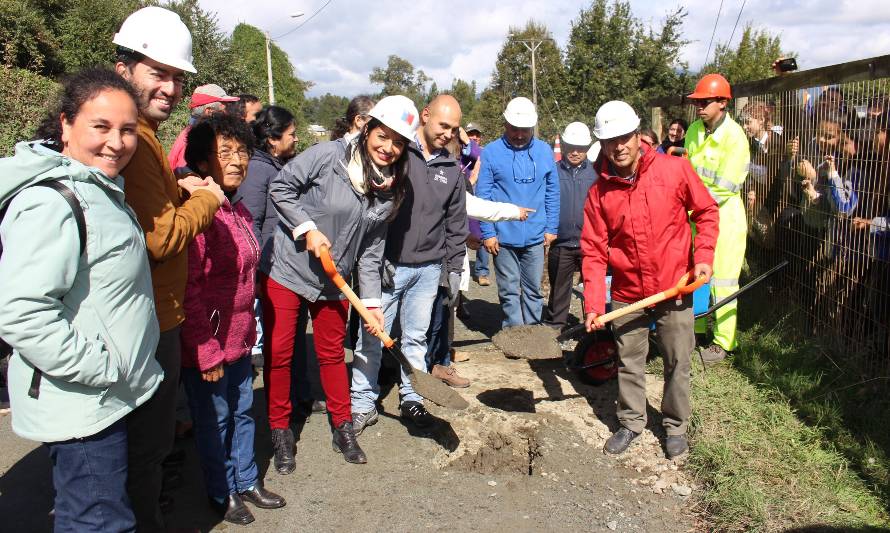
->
[113,7,196,73]
[561,122,592,146]
[593,101,640,140]
[367,95,420,141]
[503,97,538,128]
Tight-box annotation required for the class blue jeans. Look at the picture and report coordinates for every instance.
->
[183,356,258,501]
[425,287,451,369]
[474,246,491,277]
[46,419,135,532]
[351,262,441,411]
[493,243,545,327]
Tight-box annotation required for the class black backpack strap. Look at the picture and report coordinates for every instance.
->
[12,181,87,399]
[37,181,87,256]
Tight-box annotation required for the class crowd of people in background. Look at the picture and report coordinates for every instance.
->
[0,4,887,532]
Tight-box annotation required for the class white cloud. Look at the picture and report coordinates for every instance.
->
[201,0,890,98]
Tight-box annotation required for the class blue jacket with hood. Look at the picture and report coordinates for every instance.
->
[475,136,559,247]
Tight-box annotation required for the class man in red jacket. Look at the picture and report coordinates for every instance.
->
[581,101,719,459]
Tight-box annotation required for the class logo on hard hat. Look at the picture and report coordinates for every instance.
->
[401,111,415,125]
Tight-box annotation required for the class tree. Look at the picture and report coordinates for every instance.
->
[476,20,567,142]
[446,78,478,122]
[369,54,430,109]
[702,24,787,84]
[229,23,310,119]
[563,0,688,127]
[55,0,139,73]
[304,93,350,130]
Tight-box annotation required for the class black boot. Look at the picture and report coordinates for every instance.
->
[239,482,286,509]
[332,421,367,464]
[270,428,296,475]
[210,494,254,525]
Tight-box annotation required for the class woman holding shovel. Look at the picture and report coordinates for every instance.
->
[259,95,418,471]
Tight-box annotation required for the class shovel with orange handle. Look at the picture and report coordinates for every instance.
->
[587,271,708,329]
[317,246,469,410]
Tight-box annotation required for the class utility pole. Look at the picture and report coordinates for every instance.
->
[512,37,545,137]
[265,30,275,105]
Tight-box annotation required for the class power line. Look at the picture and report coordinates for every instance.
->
[703,0,725,67]
[727,0,748,48]
[273,0,334,40]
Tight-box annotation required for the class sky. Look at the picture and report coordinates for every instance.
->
[201,0,890,98]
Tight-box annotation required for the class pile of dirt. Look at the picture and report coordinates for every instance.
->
[450,428,541,475]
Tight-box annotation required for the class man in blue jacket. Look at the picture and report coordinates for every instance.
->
[476,97,560,327]
[543,122,597,330]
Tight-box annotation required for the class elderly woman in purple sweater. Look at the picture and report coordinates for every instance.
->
[180,114,285,526]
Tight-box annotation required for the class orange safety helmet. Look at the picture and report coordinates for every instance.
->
[687,73,732,100]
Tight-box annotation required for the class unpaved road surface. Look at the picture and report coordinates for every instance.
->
[0,253,700,532]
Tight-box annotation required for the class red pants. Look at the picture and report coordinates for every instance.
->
[260,275,351,428]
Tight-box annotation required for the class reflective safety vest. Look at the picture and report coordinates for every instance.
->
[685,114,750,205]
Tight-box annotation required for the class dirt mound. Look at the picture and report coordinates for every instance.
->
[450,427,541,475]
[491,325,561,360]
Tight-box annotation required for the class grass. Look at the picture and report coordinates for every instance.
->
[682,287,890,531]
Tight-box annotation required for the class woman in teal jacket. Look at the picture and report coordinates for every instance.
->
[0,68,162,531]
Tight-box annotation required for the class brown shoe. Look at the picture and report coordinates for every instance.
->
[477,276,491,286]
[431,364,470,388]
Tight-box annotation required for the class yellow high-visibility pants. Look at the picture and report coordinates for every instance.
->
[695,195,746,351]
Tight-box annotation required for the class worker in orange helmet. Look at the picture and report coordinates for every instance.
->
[684,74,750,363]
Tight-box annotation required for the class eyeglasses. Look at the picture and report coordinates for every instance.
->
[212,149,250,162]
[512,149,537,184]
[691,99,721,108]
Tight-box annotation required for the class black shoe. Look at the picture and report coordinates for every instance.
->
[665,435,689,459]
[239,483,286,509]
[270,428,296,475]
[400,401,435,429]
[210,494,254,525]
[604,427,639,455]
[333,421,367,464]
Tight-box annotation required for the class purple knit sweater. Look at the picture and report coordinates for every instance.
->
[181,198,260,371]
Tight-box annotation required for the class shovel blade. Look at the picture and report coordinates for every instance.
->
[409,370,469,410]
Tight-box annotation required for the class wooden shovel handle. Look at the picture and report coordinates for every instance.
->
[318,246,394,348]
[596,272,706,325]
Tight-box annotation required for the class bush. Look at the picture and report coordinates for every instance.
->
[0,66,59,156]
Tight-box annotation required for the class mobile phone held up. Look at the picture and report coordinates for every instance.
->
[777,57,798,73]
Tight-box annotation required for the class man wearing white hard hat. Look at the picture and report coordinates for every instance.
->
[581,100,719,459]
[113,7,225,530]
[543,122,597,330]
[475,96,560,327]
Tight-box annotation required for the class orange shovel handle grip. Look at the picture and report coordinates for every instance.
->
[318,246,394,348]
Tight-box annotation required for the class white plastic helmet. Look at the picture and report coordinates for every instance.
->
[561,121,592,146]
[113,7,196,73]
[503,97,538,128]
[367,95,420,141]
[593,101,640,140]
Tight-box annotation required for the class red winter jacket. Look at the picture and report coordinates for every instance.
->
[181,197,260,371]
[580,143,719,315]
